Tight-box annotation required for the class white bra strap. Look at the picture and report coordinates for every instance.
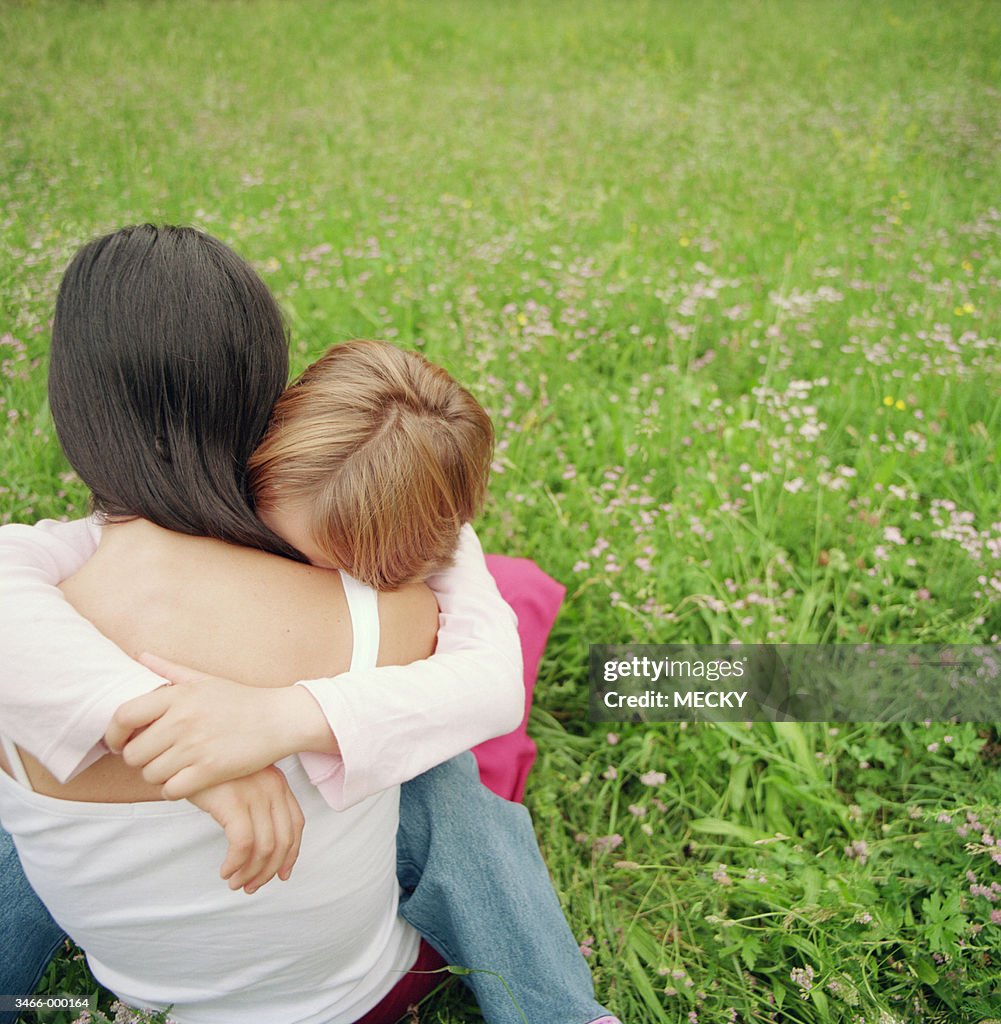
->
[0,735,32,789]
[338,573,381,672]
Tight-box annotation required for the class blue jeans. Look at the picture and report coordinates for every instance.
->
[1,754,609,1024]
[397,753,610,1024]
[0,828,66,1024]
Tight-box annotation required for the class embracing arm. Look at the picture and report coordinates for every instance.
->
[0,519,308,892]
[2,520,523,808]
[297,524,523,807]
[116,525,524,809]
[0,518,166,781]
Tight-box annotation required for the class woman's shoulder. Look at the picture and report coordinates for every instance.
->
[62,521,357,685]
[376,582,439,667]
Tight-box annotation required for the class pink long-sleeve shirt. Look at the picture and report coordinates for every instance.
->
[0,519,523,809]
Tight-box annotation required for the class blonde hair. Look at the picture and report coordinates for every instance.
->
[248,340,494,589]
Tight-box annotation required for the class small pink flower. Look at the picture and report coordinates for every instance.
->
[712,863,732,886]
[593,834,624,854]
[790,965,815,995]
[845,839,869,865]
[640,770,667,786]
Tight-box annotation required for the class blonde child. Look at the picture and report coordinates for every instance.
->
[249,338,494,590]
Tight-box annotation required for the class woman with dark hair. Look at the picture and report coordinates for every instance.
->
[0,226,619,1024]
[47,225,300,553]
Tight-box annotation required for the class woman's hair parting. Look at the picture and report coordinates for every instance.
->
[48,224,300,557]
[248,340,494,589]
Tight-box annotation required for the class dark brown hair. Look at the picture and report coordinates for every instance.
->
[48,224,300,556]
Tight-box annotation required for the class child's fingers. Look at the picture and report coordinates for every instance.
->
[246,792,296,893]
[259,794,293,889]
[218,810,255,883]
[196,768,302,895]
[105,689,172,752]
[243,786,304,892]
[237,797,278,894]
[120,727,189,779]
[138,652,212,686]
[279,793,306,882]
[161,764,215,801]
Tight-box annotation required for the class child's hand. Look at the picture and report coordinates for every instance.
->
[105,653,337,799]
[187,766,305,894]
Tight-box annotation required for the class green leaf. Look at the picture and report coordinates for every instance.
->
[689,817,763,843]
[740,934,762,971]
[771,977,785,1010]
[809,985,830,1016]
[772,722,821,781]
[624,948,671,1023]
[802,867,822,905]
[727,757,752,813]
[913,958,940,985]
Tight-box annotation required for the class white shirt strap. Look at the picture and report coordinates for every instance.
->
[338,573,380,672]
[0,734,32,789]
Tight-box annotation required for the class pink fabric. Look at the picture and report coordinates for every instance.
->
[472,555,566,803]
[351,939,446,1024]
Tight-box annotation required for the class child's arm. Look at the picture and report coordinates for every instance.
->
[0,519,167,781]
[297,524,524,808]
[112,525,523,809]
[0,521,523,807]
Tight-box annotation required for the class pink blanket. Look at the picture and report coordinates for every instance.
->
[472,556,566,802]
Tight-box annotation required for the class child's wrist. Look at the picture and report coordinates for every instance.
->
[274,686,340,758]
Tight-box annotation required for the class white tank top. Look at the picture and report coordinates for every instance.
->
[0,573,419,1024]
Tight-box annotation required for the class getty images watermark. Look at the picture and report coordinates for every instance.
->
[589,644,1001,722]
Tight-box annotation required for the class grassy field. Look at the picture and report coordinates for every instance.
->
[2,1,1000,1021]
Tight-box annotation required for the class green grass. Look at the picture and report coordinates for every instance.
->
[2,1,1000,1021]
